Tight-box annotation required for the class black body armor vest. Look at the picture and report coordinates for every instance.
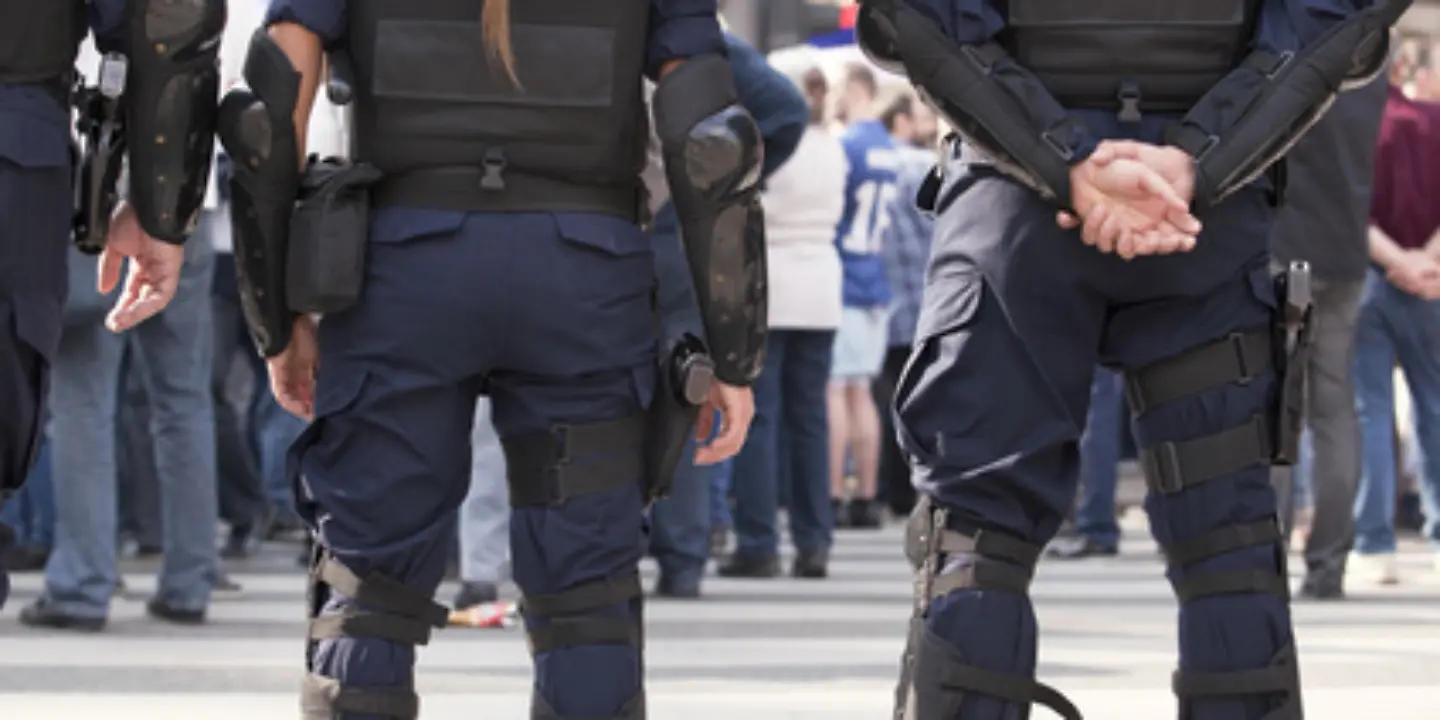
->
[350,0,652,219]
[0,0,85,93]
[1002,0,1258,117]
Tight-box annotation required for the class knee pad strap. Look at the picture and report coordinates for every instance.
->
[521,572,644,655]
[1173,644,1302,720]
[306,553,450,647]
[504,415,647,507]
[302,672,418,719]
[1159,519,1290,603]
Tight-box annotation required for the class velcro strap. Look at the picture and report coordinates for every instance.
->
[505,415,647,507]
[1142,415,1272,495]
[1173,645,1299,699]
[309,610,436,646]
[929,559,1033,598]
[939,664,1083,720]
[1163,521,1282,567]
[1241,50,1290,77]
[302,673,418,719]
[522,573,642,617]
[317,556,449,628]
[527,617,640,655]
[1172,568,1289,603]
[1125,330,1272,415]
[936,529,1042,569]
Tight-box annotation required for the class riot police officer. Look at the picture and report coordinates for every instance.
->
[219,1,761,717]
[855,0,1408,719]
[0,0,225,610]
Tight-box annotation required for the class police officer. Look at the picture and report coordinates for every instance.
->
[855,0,1407,719]
[0,0,225,609]
[219,1,761,718]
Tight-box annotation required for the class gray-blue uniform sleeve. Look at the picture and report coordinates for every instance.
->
[267,0,348,47]
[646,0,726,80]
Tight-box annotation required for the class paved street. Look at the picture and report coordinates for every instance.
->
[3,513,1439,719]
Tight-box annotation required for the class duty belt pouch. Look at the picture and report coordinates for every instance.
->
[1272,262,1314,465]
[287,157,383,314]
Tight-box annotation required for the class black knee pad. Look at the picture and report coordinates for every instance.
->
[895,496,1080,720]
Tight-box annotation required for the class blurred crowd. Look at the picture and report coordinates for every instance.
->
[6,15,1440,630]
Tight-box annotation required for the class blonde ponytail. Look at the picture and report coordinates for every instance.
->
[481,0,519,85]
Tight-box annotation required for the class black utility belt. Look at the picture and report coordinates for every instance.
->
[373,166,642,224]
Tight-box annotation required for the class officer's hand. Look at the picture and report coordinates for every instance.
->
[694,381,755,466]
[269,315,320,421]
[98,201,185,332]
[1061,143,1200,259]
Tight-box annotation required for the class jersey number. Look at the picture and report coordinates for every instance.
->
[841,180,898,255]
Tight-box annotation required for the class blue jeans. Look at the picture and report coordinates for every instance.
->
[730,329,835,558]
[710,459,733,528]
[1076,368,1124,546]
[1353,268,1440,554]
[256,390,306,514]
[44,218,218,618]
[0,436,54,547]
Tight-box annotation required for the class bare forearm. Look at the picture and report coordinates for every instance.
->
[268,22,324,166]
[1369,225,1409,269]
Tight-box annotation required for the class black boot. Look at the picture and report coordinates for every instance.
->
[848,499,883,529]
[19,598,106,632]
[792,548,829,579]
[716,552,780,578]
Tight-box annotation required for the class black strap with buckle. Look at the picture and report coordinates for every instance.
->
[504,415,647,507]
[1141,415,1272,495]
[1125,330,1273,415]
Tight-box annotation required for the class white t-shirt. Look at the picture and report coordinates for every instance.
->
[760,126,848,330]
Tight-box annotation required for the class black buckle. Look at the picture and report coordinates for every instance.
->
[1116,80,1142,123]
[480,147,507,191]
[1143,442,1185,495]
[1226,333,1254,385]
[1040,124,1076,162]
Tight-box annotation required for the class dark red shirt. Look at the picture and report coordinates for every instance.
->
[1370,85,1440,250]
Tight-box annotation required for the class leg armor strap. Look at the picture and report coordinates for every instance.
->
[504,415,647,507]
[1174,645,1303,720]
[306,553,450,647]
[521,572,644,656]
[1124,330,1272,415]
[302,673,418,719]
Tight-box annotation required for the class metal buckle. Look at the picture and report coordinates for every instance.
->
[544,424,573,506]
[1116,80,1143,123]
[1227,332,1254,385]
[1040,125,1076,162]
[480,147,507,191]
[1143,443,1186,494]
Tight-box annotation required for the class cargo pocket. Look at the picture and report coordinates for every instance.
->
[552,213,654,298]
[288,368,371,525]
[891,274,984,468]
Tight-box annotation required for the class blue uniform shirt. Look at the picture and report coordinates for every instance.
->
[902,0,1367,147]
[268,0,727,247]
[0,0,131,170]
[836,120,896,309]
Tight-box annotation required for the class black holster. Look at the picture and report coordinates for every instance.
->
[1272,261,1314,466]
[644,336,714,502]
[71,55,126,255]
[287,157,382,314]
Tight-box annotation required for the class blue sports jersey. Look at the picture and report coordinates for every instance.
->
[835,119,895,308]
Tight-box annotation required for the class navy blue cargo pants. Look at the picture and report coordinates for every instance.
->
[291,209,655,720]
[892,147,1298,720]
[0,122,71,606]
